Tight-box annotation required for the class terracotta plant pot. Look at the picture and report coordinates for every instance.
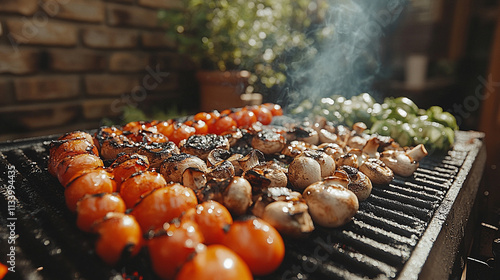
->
[196,70,250,111]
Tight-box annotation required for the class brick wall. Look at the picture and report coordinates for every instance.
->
[0,0,198,141]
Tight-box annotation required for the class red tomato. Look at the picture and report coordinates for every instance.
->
[170,123,196,145]
[182,201,233,244]
[222,217,285,275]
[0,262,7,279]
[64,168,116,212]
[110,154,150,188]
[185,120,208,135]
[212,116,237,135]
[262,103,283,116]
[56,154,104,187]
[76,193,126,232]
[251,106,273,125]
[230,109,257,128]
[130,184,198,232]
[94,213,143,266]
[156,121,175,139]
[120,171,167,208]
[148,220,204,280]
[175,245,253,280]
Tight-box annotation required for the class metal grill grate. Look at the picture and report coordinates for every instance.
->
[0,131,485,280]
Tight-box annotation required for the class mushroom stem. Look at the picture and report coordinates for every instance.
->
[406,144,428,162]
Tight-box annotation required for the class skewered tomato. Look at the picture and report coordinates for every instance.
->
[76,193,126,232]
[222,217,284,275]
[212,116,237,135]
[48,139,99,176]
[181,201,233,244]
[120,171,167,208]
[147,220,204,280]
[262,103,283,116]
[64,168,116,212]
[175,244,253,280]
[94,213,143,266]
[230,109,257,128]
[170,123,196,145]
[184,120,208,135]
[111,154,149,187]
[130,184,197,232]
[250,106,273,125]
[56,153,104,187]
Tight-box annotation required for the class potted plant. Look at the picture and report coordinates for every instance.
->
[158,0,323,111]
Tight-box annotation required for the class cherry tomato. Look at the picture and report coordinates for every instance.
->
[111,154,150,187]
[131,184,198,232]
[65,168,116,212]
[195,111,220,134]
[48,139,99,176]
[230,109,257,128]
[148,220,204,280]
[212,116,237,135]
[251,106,273,125]
[156,121,176,140]
[182,201,233,245]
[0,262,7,279]
[94,213,143,266]
[222,217,285,275]
[185,120,208,135]
[170,123,196,146]
[262,103,283,116]
[76,193,126,232]
[56,154,104,187]
[120,171,167,208]
[175,244,253,280]
[219,109,233,116]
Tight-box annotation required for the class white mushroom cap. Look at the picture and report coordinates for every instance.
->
[303,179,359,228]
[223,176,252,216]
[288,154,322,191]
[261,201,315,237]
[160,153,208,183]
[380,150,419,177]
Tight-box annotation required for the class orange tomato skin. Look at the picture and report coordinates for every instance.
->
[110,154,150,188]
[56,154,104,187]
[251,106,273,125]
[48,139,99,176]
[148,220,204,280]
[120,171,167,208]
[212,116,237,135]
[175,245,253,280]
[64,168,116,212]
[76,193,126,232]
[262,103,283,116]
[0,262,7,279]
[222,217,285,276]
[171,123,196,146]
[230,109,257,128]
[131,184,198,232]
[181,201,233,245]
[94,213,143,266]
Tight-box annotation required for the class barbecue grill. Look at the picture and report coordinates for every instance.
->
[0,130,486,280]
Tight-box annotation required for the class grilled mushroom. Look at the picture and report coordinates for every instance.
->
[406,144,428,162]
[303,176,358,228]
[160,153,208,183]
[281,140,317,158]
[251,129,286,155]
[182,167,207,193]
[251,187,303,217]
[358,158,394,185]
[339,165,372,201]
[180,134,230,160]
[261,201,315,237]
[380,149,419,177]
[287,126,320,145]
[362,137,381,159]
[288,153,322,191]
[335,152,359,169]
[318,128,338,143]
[222,176,253,216]
[137,141,179,169]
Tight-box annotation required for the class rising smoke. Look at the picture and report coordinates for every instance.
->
[280,0,408,108]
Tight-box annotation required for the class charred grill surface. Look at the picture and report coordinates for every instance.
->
[0,131,485,280]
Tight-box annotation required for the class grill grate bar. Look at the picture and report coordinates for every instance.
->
[366,194,432,221]
[370,188,437,210]
[354,211,421,238]
[350,219,417,248]
[383,183,443,202]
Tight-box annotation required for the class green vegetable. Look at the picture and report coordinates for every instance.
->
[289,93,458,151]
